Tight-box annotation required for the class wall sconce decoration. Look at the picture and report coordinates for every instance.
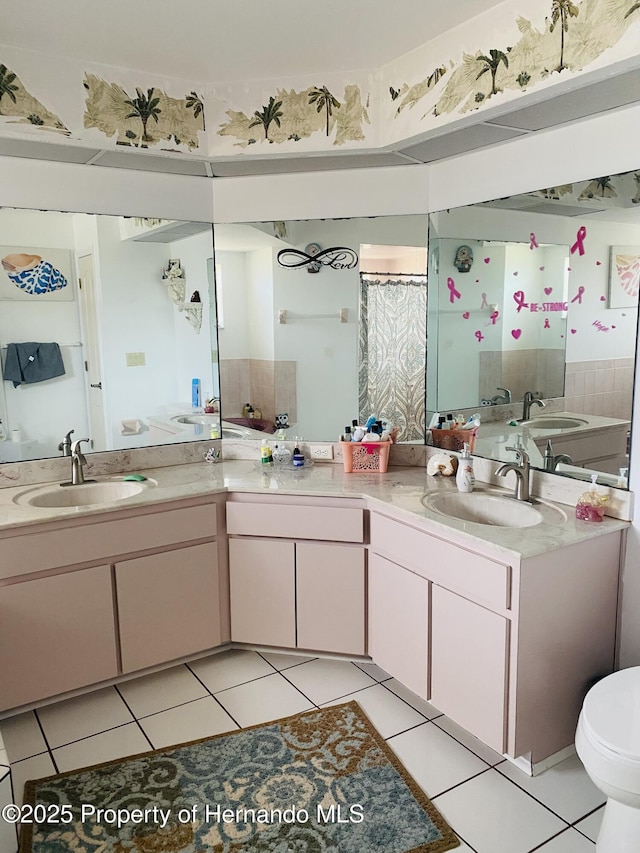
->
[160,258,202,333]
[277,244,359,272]
[454,245,474,273]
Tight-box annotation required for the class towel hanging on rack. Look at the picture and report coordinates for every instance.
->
[2,342,65,387]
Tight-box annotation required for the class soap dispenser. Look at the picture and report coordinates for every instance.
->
[456,443,475,493]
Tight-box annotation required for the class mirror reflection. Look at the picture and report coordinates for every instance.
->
[214,216,429,443]
[0,210,218,463]
[428,169,639,486]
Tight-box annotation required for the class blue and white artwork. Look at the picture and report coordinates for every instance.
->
[0,247,74,301]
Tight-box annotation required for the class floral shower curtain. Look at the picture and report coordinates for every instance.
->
[358,275,427,443]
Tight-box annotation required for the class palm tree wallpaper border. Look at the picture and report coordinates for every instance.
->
[0,62,68,134]
[83,74,205,151]
[0,0,639,153]
[393,0,639,119]
[219,84,368,147]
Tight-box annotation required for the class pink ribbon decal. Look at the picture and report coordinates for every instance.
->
[529,232,539,250]
[480,292,488,309]
[474,330,484,342]
[571,285,585,304]
[447,277,461,303]
[513,290,529,312]
[544,318,550,329]
[489,310,499,325]
[570,226,587,255]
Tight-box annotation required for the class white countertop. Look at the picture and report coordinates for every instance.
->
[0,459,628,562]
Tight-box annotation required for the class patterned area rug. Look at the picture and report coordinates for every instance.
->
[21,701,460,852]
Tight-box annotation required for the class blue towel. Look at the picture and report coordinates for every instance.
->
[3,342,66,388]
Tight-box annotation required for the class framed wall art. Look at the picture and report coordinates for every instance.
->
[609,245,640,309]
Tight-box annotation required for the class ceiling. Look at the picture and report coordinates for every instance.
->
[3,0,505,82]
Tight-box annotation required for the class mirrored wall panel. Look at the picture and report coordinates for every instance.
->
[0,210,218,463]
[214,216,429,443]
[428,169,639,486]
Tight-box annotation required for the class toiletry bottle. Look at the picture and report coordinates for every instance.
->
[352,424,366,442]
[456,443,475,493]
[342,426,352,442]
[192,378,201,408]
[260,442,271,465]
[576,474,608,521]
[293,440,305,467]
[437,416,446,430]
[0,420,5,441]
[446,413,455,430]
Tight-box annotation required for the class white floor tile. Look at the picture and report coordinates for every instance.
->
[382,678,442,720]
[37,687,133,748]
[433,716,506,767]
[388,721,489,798]
[352,661,391,682]
[0,712,47,763]
[282,658,375,705]
[215,673,314,728]
[139,697,238,749]
[118,665,209,718]
[574,806,604,843]
[322,684,427,739]
[259,651,316,671]
[189,649,275,692]
[0,774,18,853]
[433,769,568,853]
[497,754,605,824]
[53,723,150,773]
[9,753,56,807]
[534,828,596,851]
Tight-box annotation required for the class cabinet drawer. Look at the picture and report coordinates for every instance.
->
[370,513,510,611]
[0,503,217,580]
[226,502,363,543]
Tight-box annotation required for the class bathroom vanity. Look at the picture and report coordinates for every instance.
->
[0,459,628,772]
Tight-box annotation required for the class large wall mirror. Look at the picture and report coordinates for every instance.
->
[0,209,219,464]
[428,168,639,486]
[214,216,429,444]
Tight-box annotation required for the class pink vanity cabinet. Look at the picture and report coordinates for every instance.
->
[0,496,226,713]
[226,494,366,656]
[368,509,622,764]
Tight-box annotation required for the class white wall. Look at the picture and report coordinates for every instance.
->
[216,251,250,359]
[0,208,89,458]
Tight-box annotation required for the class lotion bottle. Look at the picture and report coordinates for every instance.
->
[456,443,475,493]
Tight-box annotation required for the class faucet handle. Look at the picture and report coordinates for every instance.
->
[505,445,529,466]
[70,438,90,457]
[58,429,75,455]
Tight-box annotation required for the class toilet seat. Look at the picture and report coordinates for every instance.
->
[581,668,640,763]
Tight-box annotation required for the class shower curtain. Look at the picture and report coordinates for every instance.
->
[358,275,427,443]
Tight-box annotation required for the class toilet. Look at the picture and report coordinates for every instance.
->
[576,667,640,852]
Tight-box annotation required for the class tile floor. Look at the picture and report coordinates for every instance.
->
[0,650,605,853]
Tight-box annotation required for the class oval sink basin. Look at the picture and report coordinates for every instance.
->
[173,414,219,425]
[222,427,252,439]
[520,417,588,430]
[14,480,152,508]
[421,491,566,528]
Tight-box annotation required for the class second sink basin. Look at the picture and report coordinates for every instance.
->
[14,479,153,508]
[520,416,588,430]
[422,491,566,528]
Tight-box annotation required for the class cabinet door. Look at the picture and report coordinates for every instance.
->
[431,585,508,753]
[229,539,296,647]
[117,542,220,673]
[296,543,365,655]
[368,553,429,698]
[0,565,117,711]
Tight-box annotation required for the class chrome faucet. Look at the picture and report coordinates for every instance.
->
[496,446,531,501]
[491,387,512,405]
[58,429,74,457]
[522,391,546,421]
[61,438,96,487]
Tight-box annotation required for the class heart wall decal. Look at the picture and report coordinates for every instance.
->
[462,312,470,319]
[511,329,522,340]
[544,287,552,295]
